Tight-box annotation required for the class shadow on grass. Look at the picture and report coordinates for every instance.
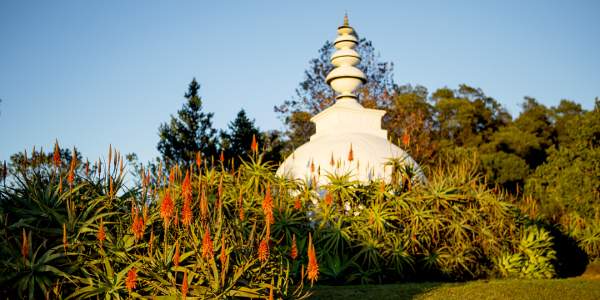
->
[546,225,589,277]
[310,281,455,300]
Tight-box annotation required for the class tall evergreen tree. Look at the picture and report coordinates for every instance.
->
[157,78,217,166]
[220,109,261,163]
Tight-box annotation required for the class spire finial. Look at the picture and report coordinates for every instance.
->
[325,14,366,104]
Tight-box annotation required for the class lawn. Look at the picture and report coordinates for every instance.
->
[311,278,600,300]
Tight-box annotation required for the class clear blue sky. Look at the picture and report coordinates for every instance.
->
[1,0,598,164]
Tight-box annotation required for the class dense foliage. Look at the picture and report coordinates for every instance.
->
[1,144,566,299]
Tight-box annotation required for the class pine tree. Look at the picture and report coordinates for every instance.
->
[220,109,261,163]
[157,78,217,166]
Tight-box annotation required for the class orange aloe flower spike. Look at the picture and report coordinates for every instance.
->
[125,267,137,292]
[307,233,319,284]
[258,238,269,262]
[290,234,298,260]
[348,143,354,162]
[173,240,180,267]
[251,134,258,153]
[53,140,61,168]
[21,229,28,259]
[220,235,227,266]
[202,227,214,259]
[182,271,188,300]
[98,218,106,246]
[402,132,410,147]
[196,151,202,169]
[160,190,174,229]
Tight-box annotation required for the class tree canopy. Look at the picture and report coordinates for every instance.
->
[219,109,261,164]
[157,78,217,167]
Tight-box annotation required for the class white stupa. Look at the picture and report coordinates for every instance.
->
[277,16,424,186]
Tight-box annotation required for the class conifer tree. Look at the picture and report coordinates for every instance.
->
[157,78,217,166]
[220,109,261,163]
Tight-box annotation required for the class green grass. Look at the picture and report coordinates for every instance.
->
[311,278,600,300]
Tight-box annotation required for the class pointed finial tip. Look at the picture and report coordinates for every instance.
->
[343,12,349,26]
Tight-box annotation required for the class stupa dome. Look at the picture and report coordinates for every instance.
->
[276,15,424,186]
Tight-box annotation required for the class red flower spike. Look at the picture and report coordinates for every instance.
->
[258,238,269,262]
[182,171,191,201]
[181,171,193,227]
[173,241,180,267]
[239,205,245,221]
[196,151,202,169]
[181,197,192,227]
[219,151,225,163]
[202,227,214,259]
[200,187,209,220]
[67,155,75,187]
[402,132,410,147]
[21,229,28,259]
[262,184,274,225]
[160,190,174,228]
[324,192,333,206]
[182,271,188,300]
[168,167,175,186]
[348,143,354,162]
[290,234,298,260]
[98,219,106,246]
[125,267,137,292]
[307,233,319,284]
[53,140,61,168]
[251,134,258,153]
[132,214,144,241]
[294,196,302,210]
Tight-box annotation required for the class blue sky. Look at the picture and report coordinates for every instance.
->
[1,0,599,164]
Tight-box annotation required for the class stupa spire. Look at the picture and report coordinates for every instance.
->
[325,14,367,104]
[277,15,426,186]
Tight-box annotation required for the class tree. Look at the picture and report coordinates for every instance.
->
[479,125,540,191]
[157,78,217,167]
[260,130,285,164]
[525,100,599,221]
[432,84,511,148]
[552,99,584,146]
[275,39,396,149]
[220,109,261,164]
[513,97,556,168]
[384,84,437,164]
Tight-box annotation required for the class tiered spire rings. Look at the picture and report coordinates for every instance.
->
[325,15,367,102]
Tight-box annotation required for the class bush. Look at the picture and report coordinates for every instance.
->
[0,146,563,299]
